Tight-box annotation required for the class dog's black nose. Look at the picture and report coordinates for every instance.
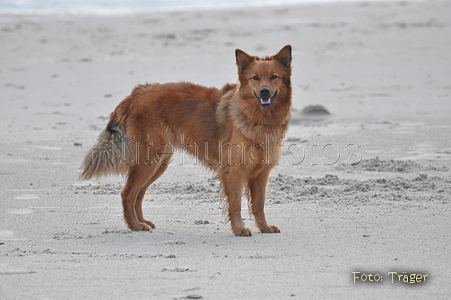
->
[260,87,270,97]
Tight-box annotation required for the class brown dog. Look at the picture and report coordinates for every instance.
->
[80,45,292,236]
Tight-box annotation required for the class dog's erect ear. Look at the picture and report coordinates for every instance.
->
[274,45,292,69]
[235,49,254,72]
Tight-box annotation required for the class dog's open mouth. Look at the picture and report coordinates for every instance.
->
[255,91,278,107]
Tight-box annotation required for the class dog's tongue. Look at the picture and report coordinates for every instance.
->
[260,98,270,104]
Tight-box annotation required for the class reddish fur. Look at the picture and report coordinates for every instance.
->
[80,45,292,236]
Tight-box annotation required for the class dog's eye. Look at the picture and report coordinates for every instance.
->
[270,75,279,80]
[252,76,260,81]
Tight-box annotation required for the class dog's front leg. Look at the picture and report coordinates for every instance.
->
[220,171,252,236]
[248,168,280,233]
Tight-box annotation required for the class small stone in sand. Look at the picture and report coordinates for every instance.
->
[301,105,330,115]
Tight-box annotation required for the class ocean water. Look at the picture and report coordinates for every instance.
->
[0,0,416,14]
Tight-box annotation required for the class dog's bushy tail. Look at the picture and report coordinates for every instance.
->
[79,119,130,180]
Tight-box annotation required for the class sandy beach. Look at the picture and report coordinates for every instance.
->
[1,1,451,299]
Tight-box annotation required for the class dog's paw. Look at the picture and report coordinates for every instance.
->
[129,222,153,231]
[233,227,253,236]
[259,225,281,233]
[142,220,156,229]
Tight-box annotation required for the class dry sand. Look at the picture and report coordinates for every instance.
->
[1,1,451,299]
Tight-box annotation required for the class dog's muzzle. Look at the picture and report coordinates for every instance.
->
[255,87,277,108]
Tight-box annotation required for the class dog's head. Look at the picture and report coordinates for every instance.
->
[235,45,292,108]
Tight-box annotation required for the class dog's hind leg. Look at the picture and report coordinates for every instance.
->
[134,182,156,229]
[121,164,160,231]
[247,168,280,233]
[134,153,173,229]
